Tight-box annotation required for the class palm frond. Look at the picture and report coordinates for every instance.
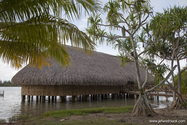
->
[0,14,95,68]
[0,0,100,68]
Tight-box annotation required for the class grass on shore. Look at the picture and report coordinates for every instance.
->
[0,106,134,124]
[40,105,134,118]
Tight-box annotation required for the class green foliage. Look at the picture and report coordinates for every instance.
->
[103,0,121,25]
[0,80,15,86]
[0,119,6,124]
[174,67,187,94]
[181,103,187,106]
[149,5,187,60]
[86,0,152,45]
[0,0,101,69]
[118,53,132,67]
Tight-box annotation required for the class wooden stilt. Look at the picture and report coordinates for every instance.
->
[119,93,122,98]
[148,95,154,100]
[59,96,66,102]
[129,94,134,98]
[157,91,159,100]
[115,93,118,99]
[101,94,104,99]
[22,95,25,101]
[27,95,30,102]
[54,96,57,102]
[59,96,62,103]
[36,96,38,102]
[40,96,42,102]
[87,95,90,101]
[52,96,54,102]
[105,94,108,99]
[72,96,75,102]
[75,96,78,102]
[111,94,114,99]
[48,96,50,102]
[166,97,168,101]
[98,94,101,100]
[31,96,33,101]
[93,94,97,100]
[82,95,85,101]
[134,94,138,99]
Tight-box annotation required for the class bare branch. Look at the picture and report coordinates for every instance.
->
[132,12,151,36]
[119,14,131,29]
[142,66,148,88]
[123,1,134,6]
[97,23,122,28]
[180,66,187,74]
[145,65,177,93]
[95,34,130,39]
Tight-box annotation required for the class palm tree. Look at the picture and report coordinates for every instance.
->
[0,0,100,69]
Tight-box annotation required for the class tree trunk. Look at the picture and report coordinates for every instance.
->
[176,57,182,95]
[171,60,176,101]
[166,81,187,109]
[132,94,157,116]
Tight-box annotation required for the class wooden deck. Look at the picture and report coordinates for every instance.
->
[126,91,173,97]
[123,85,173,97]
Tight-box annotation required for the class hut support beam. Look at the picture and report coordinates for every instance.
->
[93,94,97,100]
[54,96,57,102]
[129,94,134,98]
[52,96,54,102]
[41,96,45,103]
[31,96,33,101]
[72,96,76,102]
[59,96,66,102]
[27,95,30,102]
[22,95,25,101]
[36,96,38,102]
[40,96,42,102]
[48,96,50,102]
[105,94,107,99]
[134,94,138,99]
[111,94,114,99]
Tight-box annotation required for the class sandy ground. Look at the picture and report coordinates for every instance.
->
[3,108,187,125]
[60,108,187,125]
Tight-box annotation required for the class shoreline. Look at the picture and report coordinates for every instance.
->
[1,106,187,125]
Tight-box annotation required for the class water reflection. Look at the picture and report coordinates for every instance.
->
[0,87,173,122]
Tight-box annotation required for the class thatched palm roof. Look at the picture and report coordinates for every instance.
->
[11,46,154,86]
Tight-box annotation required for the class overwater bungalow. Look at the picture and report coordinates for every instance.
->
[11,46,154,102]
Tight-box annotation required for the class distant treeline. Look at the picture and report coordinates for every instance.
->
[0,80,17,86]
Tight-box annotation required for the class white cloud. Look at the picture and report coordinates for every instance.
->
[0,60,22,81]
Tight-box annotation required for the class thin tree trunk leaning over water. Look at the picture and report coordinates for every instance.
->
[132,65,177,116]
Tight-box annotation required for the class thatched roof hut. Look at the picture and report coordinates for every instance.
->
[12,46,154,86]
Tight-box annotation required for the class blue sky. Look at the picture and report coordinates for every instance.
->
[0,0,187,81]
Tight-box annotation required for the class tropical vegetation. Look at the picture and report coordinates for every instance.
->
[0,80,13,86]
[0,0,100,69]
[86,0,186,116]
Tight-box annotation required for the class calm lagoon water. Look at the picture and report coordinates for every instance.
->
[0,87,173,122]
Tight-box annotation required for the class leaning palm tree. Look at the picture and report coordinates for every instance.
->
[0,0,100,69]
